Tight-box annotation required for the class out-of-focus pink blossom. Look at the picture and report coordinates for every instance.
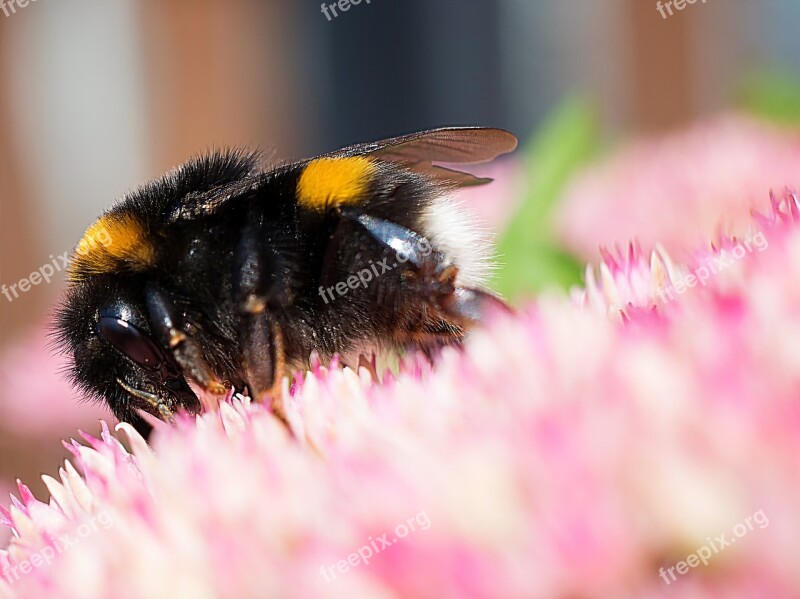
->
[0,323,111,546]
[2,193,800,597]
[451,158,525,233]
[0,326,111,436]
[0,193,800,599]
[556,114,800,260]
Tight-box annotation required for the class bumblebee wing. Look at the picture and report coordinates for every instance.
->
[172,129,517,221]
[336,127,518,164]
[332,127,518,187]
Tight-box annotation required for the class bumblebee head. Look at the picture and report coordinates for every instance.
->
[55,150,262,437]
[56,277,201,439]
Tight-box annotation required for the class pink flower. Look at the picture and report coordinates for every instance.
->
[571,241,678,318]
[0,324,111,436]
[556,114,800,260]
[4,184,800,597]
[451,158,525,234]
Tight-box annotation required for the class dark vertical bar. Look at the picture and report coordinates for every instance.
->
[624,0,693,131]
[0,21,42,346]
[138,0,300,170]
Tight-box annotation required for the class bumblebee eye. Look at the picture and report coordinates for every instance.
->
[97,317,165,371]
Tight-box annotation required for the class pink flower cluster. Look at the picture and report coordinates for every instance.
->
[556,114,800,260]
[2,189,800,597]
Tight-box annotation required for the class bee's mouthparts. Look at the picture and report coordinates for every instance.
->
[116,378,176,422]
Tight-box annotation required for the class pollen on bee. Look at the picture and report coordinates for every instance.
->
[69,213,155,281]
[296,156,376,211]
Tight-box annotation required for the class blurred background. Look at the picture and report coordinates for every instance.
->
[1,0,799,531]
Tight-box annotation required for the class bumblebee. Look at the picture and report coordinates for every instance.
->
[56,127,517,437]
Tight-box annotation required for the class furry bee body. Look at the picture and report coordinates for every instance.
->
[56,128,517,436]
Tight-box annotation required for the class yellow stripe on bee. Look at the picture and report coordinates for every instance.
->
[296,157,375,211]
[69,213,155,281]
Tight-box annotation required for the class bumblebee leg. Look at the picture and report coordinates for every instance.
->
[145,284,228,397]
[239,309,286,416]
[234,225,288,419]
[436,283,512,328]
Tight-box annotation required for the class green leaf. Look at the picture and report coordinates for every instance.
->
[737,71,800,127]
[491,98,599,302]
